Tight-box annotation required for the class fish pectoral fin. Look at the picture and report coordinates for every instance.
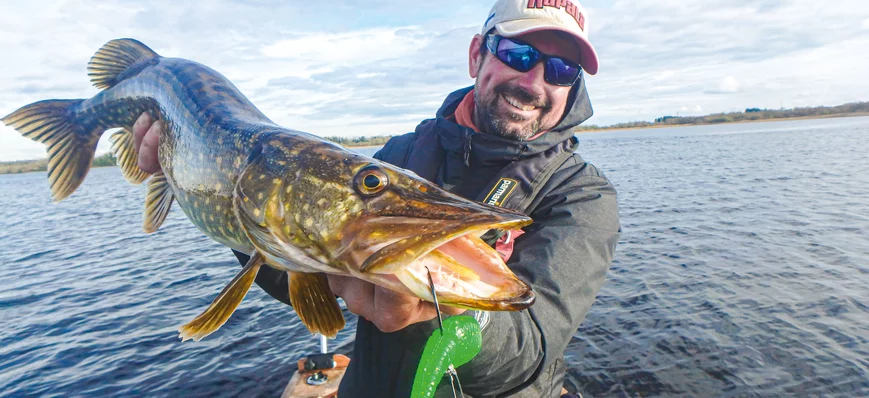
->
[110,128,150,184]
[288,272,345,338]
[88,38,159,89]
[143,171,175,233]
[178,251,265,342]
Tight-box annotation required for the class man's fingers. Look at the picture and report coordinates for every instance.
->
[372,288,421,332]
[328,275,375,319]
[138,120,162,173]
[132,112,162,174]
[132,112,153,152]
[326,274,349,297]
[440,304,467,316]
[324,274,465,333]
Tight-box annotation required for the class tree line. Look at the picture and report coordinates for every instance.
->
[576,100,869,131]
[0,153,116,174]
[323,135,394,147]
[0,137,390,175]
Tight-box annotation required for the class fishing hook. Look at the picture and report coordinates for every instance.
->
[425,266,444,335]
[425,266,465,397]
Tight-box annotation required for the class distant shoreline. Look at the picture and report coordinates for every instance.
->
[577,112,869,133]
[0,142,385,175]
[3,112,868,176]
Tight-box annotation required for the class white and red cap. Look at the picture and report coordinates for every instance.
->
[482,0,599,75]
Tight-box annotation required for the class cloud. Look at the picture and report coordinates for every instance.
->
[585,0,869,125]
[261,29,427,64]
[705,76,742,94]
[679,105,704,114]
[1,0,869,161]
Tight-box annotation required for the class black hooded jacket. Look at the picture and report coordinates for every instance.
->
[238,79,620,397]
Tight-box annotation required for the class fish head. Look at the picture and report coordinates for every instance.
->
[235,136,535,311]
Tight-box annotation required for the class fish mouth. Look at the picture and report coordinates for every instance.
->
[356,210,535,311]
[395,226,537,311]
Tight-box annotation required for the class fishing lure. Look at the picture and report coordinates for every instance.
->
[411,268,483,398]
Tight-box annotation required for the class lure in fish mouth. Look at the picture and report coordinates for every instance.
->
[0,38,535,342]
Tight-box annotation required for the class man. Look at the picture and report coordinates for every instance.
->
[133,0,619,396]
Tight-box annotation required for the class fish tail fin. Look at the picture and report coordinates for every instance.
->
[1,99,104,201]
[87,38,159,89]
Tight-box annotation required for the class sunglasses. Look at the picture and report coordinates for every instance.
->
[484,34,583,87]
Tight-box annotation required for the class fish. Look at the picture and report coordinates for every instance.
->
[1,38,535,341]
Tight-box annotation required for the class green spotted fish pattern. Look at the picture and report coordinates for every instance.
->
[1,39,535,342]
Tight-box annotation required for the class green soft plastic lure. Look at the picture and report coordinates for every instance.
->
[410,315,482,397]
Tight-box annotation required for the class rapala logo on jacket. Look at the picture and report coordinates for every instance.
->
[485,178,518,207]
[527,0,586,31]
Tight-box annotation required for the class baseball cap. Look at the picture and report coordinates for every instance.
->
[481,0,599,75]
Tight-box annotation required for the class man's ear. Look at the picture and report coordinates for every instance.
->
[468,34,485,78]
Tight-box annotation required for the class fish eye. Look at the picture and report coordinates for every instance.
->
[363,175,381,189]
[354,165,388,196]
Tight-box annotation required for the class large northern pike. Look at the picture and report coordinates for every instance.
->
[2,39,535,341]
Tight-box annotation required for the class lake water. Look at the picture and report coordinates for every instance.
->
[1,117,868,397]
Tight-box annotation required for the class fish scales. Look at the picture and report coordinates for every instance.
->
[2,38,536,341]
[107,60,275,250]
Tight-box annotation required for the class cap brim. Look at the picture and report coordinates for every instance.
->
[495,20,599,75]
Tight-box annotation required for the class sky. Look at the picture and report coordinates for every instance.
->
[1,0,868,161]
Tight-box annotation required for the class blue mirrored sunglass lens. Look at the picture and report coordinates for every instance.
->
[499,49,539,71]
[545,57,580,85]
[489,36,581,86]
[496,40,539,71]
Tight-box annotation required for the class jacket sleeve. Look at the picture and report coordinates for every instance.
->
[456,158,621,396]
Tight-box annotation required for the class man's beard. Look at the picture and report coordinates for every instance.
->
[474,82,552,141]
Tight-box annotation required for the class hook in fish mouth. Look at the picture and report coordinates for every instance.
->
[332,196,535,312]
[379,219,534,312]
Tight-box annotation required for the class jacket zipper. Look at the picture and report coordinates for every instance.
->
[463,131,472,167]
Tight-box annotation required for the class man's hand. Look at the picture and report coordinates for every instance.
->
[132,113,162,173]
[327,274,465,333]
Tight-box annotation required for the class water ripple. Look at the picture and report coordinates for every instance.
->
[2,119,869,396]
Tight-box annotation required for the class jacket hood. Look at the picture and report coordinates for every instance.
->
[432,76,593,162]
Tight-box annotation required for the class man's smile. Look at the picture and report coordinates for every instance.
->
[502,93,538,112]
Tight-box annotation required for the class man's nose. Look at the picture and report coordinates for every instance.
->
[515,61,547,95]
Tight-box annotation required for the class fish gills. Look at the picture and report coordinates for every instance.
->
[178,251,265,342]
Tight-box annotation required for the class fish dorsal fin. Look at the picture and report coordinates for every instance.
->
[87,38,159,89]
[109,128,150,184]
[143,171,175,233]
[178,251,265,342]
[288,271,345,338]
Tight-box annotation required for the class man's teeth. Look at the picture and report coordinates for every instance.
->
[504,95,536,111]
